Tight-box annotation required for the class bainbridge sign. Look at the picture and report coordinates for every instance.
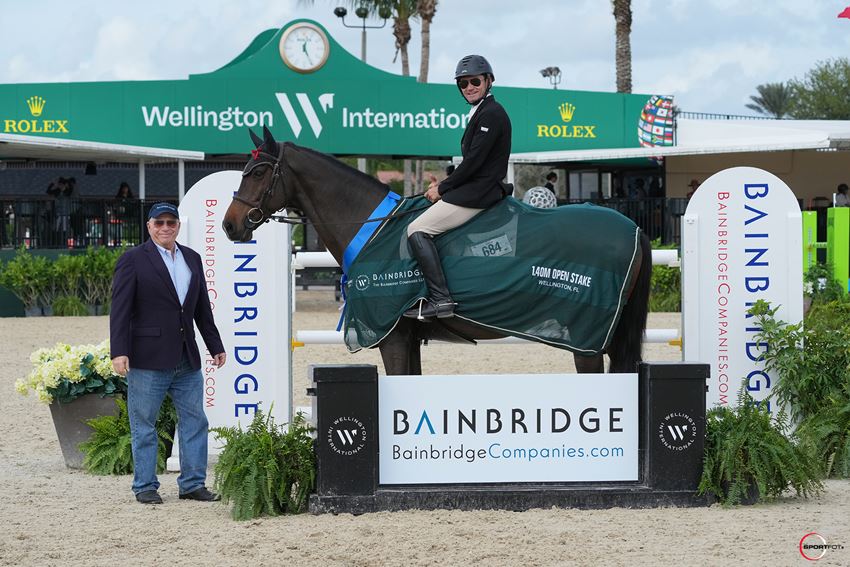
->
[178,171,291,449]
[379,373,638,483]
[682,167,803,413]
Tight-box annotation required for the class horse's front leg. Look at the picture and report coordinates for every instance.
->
[378,319,421,375]
[573,353,604,373]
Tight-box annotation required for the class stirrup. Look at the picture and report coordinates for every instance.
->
[403,299,432,321]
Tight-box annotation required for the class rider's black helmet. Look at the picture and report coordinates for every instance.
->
[455,55,494,81]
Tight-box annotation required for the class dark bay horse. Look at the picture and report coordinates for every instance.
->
[222,127,652,375]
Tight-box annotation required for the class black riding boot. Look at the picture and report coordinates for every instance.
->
[403,232,456,320]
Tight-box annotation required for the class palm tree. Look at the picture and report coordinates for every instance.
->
[746,82,795,118]
[416,0,438,83]
[612,0,632,93]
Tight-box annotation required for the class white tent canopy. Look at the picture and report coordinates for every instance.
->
[0,133,205,200]
[508,119,850,164]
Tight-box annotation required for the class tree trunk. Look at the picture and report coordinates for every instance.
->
[417,0,437,83]
[613,0,632,94]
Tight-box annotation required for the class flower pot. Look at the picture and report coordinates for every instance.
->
[49,394,120,469]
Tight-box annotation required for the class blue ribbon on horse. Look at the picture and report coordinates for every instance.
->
[336,191,403,331]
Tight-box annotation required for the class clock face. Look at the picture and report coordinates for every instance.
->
[279,23,329,73]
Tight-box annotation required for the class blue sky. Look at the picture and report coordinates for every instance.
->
[1,0,849,115]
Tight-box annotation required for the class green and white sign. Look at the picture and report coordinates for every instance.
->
[0,20,669,157]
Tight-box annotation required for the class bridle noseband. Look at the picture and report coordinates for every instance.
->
[232,143,287,229]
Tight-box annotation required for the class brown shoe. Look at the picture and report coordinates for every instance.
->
[178,487,220,502]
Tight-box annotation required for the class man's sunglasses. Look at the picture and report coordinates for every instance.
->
[457,77,483,89]
[150,219,179,227]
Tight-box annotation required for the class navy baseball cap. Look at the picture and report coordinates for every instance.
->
[148,202,179,219]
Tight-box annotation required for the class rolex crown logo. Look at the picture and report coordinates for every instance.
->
[26,96,46,117]
[558,102,575,123]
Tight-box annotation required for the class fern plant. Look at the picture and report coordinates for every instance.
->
[79,396,175,475]
[212,409,315,520]
[796,386,850,478]
[699,389,823,506]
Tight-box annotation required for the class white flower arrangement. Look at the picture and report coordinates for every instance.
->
[15,340,126,404]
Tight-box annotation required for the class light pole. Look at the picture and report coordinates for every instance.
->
[539,66,562,89]
[334,5,389,172]
[334,5,390,63]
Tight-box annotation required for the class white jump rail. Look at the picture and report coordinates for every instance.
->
[292,248,682,347]
[293,249,681,269]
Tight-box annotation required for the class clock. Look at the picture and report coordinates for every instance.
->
[279,23,330,73]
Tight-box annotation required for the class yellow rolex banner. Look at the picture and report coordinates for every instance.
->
[343,198,640,355]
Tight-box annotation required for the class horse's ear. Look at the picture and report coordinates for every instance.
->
[249,128,263,148]
[262,126,277,147]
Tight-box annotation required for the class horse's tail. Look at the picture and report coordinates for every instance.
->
[608,230,652,373]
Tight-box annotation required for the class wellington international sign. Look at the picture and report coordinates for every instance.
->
[0,20,672,157]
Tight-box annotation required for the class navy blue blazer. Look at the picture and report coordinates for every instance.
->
[438,95,512,209]
[110,239,224,371]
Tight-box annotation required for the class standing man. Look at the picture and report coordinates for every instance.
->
[835,183,849,207]
[404,54,513,320]
[544,171,558,195]
[110,202,226,505]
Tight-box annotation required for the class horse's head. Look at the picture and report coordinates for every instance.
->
[222,126,293,242]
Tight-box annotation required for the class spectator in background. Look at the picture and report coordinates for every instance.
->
[544,171,557,195]
[835,183,849,207]
[116,182,134,201]
[47,177,75,237]
[686,179,700,200]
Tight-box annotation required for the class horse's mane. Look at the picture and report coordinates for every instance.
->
[283,142,392,195]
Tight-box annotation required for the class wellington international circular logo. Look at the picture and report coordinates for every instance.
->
[657,412,697,451]
[327,416,367,456]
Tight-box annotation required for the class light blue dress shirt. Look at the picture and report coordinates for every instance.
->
[153,242,191,305]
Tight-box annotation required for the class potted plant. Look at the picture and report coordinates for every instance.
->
[212,409,316,520]
[15,340,127,468]
[698,388,823,506]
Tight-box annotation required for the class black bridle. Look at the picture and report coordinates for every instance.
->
[231,143,288,229]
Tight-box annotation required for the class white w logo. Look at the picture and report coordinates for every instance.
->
[335,428,358,445]
[667,424,688,441]
[275,92,334,138]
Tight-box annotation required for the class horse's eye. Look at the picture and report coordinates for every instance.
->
[252,167,266,178]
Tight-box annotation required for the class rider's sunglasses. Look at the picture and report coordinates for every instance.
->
[457,77,483,89]
[150,219,179,227]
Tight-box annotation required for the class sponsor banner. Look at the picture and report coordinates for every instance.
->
[0,20,666,156]
[178,171,291,450]
[682,167,803,413]
[379,373,638,484]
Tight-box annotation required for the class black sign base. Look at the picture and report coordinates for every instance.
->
[309,362,710,515]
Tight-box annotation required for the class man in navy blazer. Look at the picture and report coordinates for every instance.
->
[110,202,226,505]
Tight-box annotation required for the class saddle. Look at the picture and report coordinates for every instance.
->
[343,197,640,355]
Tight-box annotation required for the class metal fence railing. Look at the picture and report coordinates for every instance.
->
[0,198,176,250]
[2,195,807,251]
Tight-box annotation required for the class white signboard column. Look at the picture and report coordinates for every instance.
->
[179,171,291,450]
[682,167,802,413]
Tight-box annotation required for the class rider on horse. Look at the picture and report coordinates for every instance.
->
[403,54,513,321]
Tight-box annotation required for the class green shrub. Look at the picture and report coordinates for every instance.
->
[750,300,850,422]
[0,247,52,311]
[53,254,86,299]
[751,298,850,479]
[52,295,88,316]
[699,389,823,505]
[213,410,315,520]
[650,264,681,312]
[80,396,176,475]
[80,246,122,308]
